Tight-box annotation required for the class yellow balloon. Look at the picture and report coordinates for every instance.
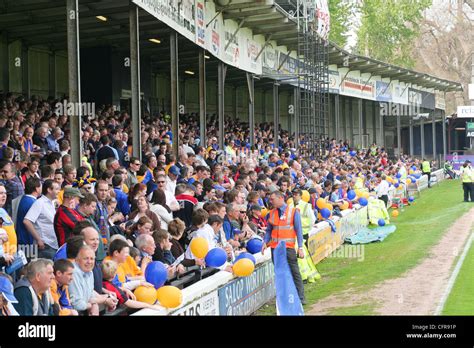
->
[233,258,255,277]
[325,203,333,211]
[355,189,362,197]
[316,198,326,210]
[362,192,370,199]
[301,190,310,203]
[406,178,412,185]
[261,208,269,218]
[156,286,183,308]
[317,213,322,221]
[190,237,209,259]
[134,286,157,305]
[409,169,414,175]
[392,210,399,217]
[287,197,294,206]
[341,201,350,210]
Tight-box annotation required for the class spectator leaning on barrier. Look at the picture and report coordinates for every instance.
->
[50,259,78,316]
[69,245,117,316]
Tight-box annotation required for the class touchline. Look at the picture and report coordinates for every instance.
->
[18,323,56,341]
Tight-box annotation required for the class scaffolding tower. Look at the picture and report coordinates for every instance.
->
[279,0,329,159]
[298,0,329,159]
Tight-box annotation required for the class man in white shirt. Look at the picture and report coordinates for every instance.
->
[375,174,390,207]
[185,215,232,272]
[166,165,180,196]
[155,174,179,212]
[23,179,60,260]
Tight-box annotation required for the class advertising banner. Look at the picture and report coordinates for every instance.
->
[445,155,474,170]
[133,0,196,43]
[205,3,223,60]
[240,29,263,75]
[195,0,206,48]
[328,69,340,94]
[307,221,342,265]
[408,87,435,109]
[375,81,392,102]
[263,44,278,71]
[435,90,446,110]
[172,290,219,316]
[391,81,409,105]
[457,105,474,118]
[340,72,376,100]
[218,261,275,316]
[223,20,241,68]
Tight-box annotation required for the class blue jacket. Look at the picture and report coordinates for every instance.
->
[114,188,130,216]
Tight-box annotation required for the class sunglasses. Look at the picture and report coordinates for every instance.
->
[239,211,246,214]
[157,181,165,184]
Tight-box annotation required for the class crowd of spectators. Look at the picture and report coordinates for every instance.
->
[0,93,431,316]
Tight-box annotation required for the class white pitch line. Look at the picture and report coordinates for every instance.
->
[435,232,473,315]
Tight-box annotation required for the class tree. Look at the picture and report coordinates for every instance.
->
[356,0,432,68]
[412,0,473,110]
[328,0,354,47]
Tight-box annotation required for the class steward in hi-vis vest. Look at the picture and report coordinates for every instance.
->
[262,191,306,304]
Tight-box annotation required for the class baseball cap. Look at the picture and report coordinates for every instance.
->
[169,165,181,176]
[63,187,85,198]
[250,205,262,211]
[0,276,18,303]
[233,228,242,235]
[308,188,317,194]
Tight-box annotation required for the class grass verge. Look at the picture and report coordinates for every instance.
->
[257,180,472,315]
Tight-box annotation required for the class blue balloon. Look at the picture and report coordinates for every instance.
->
[396,173,401,179]
[411,166,417,171]
[321,208,331,219]
[359,197,368,206]
[394,183,400,188]
[347,190,356,200]
[234,252,256,265]
[414,173,421,179]
[378,218,386,227]
[350,150,356,157]
[54,244,67,261]
[205,248,227,268]
[246,238,263,254]
[145,261,168,289]
[408,196,415,202]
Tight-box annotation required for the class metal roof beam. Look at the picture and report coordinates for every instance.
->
[223,7,276,19]
[216,0,275,11]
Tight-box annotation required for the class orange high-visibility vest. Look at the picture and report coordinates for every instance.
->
[268,205,297,249]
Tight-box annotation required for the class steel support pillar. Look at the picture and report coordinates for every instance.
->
[217,62,226,150]
[273,82,279,140]
[130,4,142,159]
[66,0,82,169]
[247,73,255,147]
[170,31,179,158]
[198,49,206,145]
